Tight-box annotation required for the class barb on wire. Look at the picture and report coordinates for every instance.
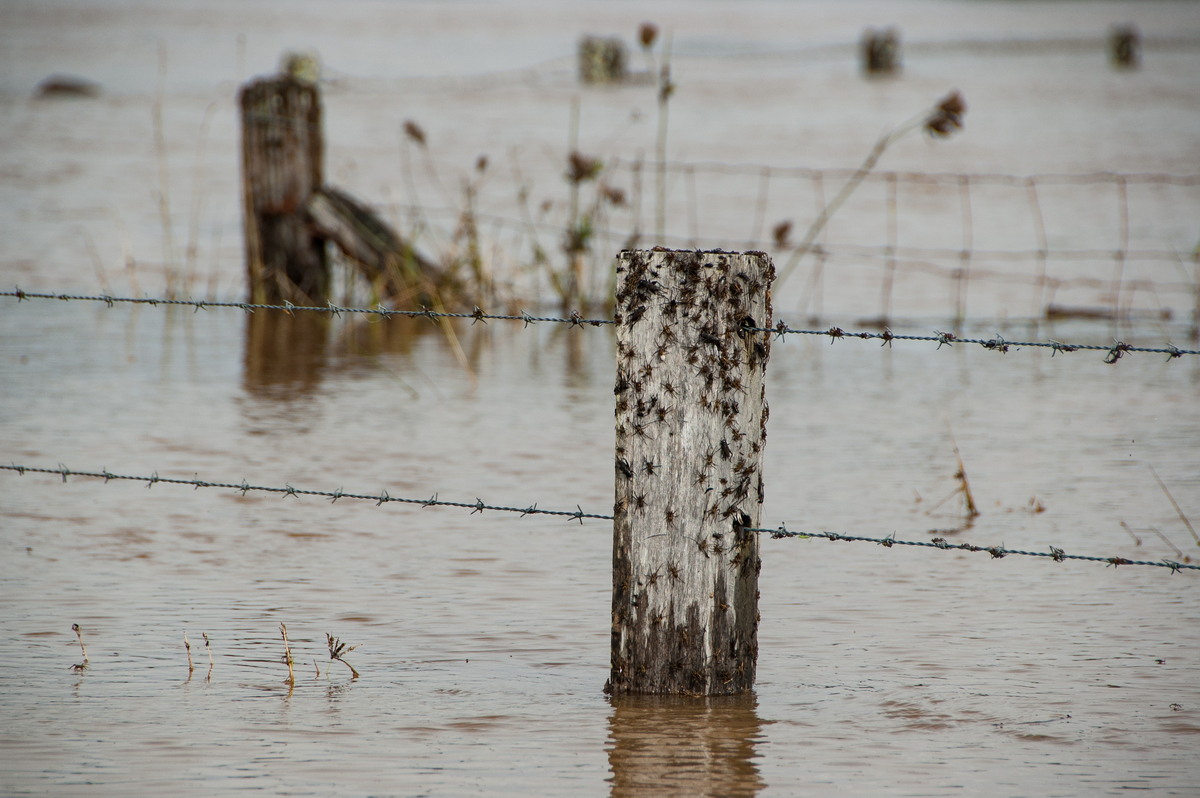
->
[0,289,613,328]
[763,524,1197,572]
[4,462,1196,572]
[6,288,1197,361]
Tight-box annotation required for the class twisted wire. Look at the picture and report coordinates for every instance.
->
[3,463,1194,572]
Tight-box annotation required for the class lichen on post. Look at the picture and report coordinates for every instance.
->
[608,248,773,696]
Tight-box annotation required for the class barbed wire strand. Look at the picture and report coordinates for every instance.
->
[3,463,1194,572]
[0,289,611,328]
[0,463,609,522]
[764,525,1196,572]
[5,289,1197,362]
[753,322,1197,363]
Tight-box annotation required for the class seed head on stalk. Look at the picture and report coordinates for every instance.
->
[327,633,360,679]
[925,90,967,137]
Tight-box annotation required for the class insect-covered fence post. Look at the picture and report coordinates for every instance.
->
[608,249,774,696]
[239,64,327,304]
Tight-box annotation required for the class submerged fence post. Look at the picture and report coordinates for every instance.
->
[608,249,774,696]
[579,35,629,84]
[239,71,327,304]
[1109,24,1140,70]
[861,27,901,76]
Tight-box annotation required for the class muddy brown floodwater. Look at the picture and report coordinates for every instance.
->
[2,1,1199,796]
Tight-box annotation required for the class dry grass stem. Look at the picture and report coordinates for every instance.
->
[71,623,89,672]
[1148,464,1198,547]
[153,42,180,296]
[926,430,980,534]
[1119,520,1142,546]
[203,632,214,679]
[280,623,295,686]
[1147,527,1188,562]
[779,90,968,289]
[184,632,194,674]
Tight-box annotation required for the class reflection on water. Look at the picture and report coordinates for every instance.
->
[243,311,330,398]
[607,693,767,797]
[242,310,445,400]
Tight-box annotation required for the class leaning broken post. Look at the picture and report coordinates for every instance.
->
[608,248,773,695]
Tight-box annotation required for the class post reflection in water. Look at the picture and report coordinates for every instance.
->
[607,693,767,798]
[242,311,331,398]
[242,309,441,400]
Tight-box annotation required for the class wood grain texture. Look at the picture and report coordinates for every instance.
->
[609,249,773,695]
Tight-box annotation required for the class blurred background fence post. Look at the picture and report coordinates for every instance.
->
[1109,24,1141,69]
[861,26,901,76]
[239,67,327,304]
[579,35,628,84]
[608,249,773,696]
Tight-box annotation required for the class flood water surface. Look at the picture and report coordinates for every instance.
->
[2,1,1200,796]
[3,302,1198,796]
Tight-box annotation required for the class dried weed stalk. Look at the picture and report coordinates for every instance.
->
[71,623,89,672]
[926,429,981,534]
[778,90,968,289]
[280,623,295,686]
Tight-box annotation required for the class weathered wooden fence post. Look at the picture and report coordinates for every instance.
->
[239,73,327,304]
[608,249,774,696]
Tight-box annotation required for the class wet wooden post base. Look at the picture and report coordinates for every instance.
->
[608,249,774,696]
[239,75,327,304]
